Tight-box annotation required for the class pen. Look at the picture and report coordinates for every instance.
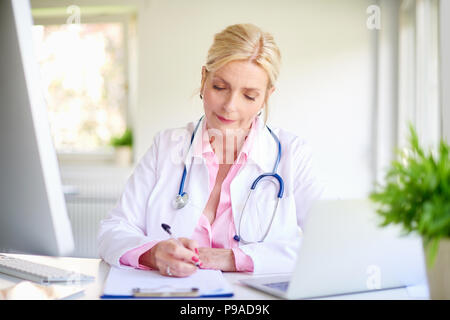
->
[161,223,200,268]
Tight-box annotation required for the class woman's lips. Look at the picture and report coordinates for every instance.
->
[216,114,236,124]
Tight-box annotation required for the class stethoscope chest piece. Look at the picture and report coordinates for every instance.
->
[173,192,189,209]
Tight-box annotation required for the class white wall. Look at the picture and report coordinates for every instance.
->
[30,0,379,199]
[135,0,376,199]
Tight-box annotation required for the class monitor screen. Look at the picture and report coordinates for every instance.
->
[0,0,74,256]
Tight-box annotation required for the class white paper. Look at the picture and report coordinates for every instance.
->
[102,267,233,297]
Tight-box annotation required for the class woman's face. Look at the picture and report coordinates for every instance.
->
[201,60,275,134]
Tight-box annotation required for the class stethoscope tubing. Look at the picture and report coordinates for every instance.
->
[177,116,204,197]
[175,115,284,244]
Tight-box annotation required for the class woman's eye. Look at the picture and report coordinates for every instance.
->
[213,85,255,101]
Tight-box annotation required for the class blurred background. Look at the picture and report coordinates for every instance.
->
[28,0,449,258]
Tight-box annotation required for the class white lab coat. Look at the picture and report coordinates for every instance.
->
[97,115,324,274]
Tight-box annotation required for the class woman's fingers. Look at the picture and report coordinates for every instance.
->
[166,238,199,263]
[177,237,200,260]
[153,239,201,277]
[157,253,197,277]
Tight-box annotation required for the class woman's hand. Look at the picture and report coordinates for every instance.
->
[139,238,201,277]
[198,248,237,272]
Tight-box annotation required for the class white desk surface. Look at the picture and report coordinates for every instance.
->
[0,253,428,300]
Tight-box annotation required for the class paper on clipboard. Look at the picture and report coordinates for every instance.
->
[101,266,234,298]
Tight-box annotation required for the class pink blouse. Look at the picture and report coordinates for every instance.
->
[119,117,258,272]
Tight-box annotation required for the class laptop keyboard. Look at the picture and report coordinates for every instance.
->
[263,281,289,292]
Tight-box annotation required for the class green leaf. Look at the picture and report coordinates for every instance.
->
[110,128,133,147]
[369,122,450,245]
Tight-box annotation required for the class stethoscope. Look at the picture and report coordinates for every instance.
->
[173,115,284,244]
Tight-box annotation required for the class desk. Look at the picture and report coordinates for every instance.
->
[0,253,428,300]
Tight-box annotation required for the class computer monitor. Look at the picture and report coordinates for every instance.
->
[0,0,74,256]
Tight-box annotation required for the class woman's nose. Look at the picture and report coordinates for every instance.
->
[223,92,239,113]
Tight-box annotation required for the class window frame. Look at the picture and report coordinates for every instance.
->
[32,12,135,165]
[397,0,440,151]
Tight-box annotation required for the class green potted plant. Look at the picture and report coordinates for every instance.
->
[369,123,450,299]
[110,128,133,166]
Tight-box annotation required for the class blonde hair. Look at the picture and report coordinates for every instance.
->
[199,23,281,124]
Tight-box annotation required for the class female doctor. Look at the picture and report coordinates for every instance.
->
[98,23,324,277]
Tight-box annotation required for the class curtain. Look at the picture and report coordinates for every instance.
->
[440,0,450,143]
[398,0,440,151]
[375,0,441,184]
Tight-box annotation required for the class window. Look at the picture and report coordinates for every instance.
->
[398,0,440,150]
[32,21,128,154]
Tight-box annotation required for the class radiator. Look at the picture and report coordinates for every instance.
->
[61,165,132,258]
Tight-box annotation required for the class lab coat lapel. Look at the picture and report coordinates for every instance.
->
[149,115,207,239]
[168,161,208,239]
[247,117,278,173]
[182,116,210,211]
[230,118,279,234]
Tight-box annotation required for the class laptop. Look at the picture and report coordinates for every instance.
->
[239,199,428,299]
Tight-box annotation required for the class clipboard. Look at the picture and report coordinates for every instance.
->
[132,286,200,298]
[101,267,233,299]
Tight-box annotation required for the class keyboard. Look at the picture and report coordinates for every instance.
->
[263,281,290,292]
[0,254,95,284]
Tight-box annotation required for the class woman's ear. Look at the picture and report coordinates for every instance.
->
[200,66,207,95]
[262,86,276,109]
[267,86,276,98]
